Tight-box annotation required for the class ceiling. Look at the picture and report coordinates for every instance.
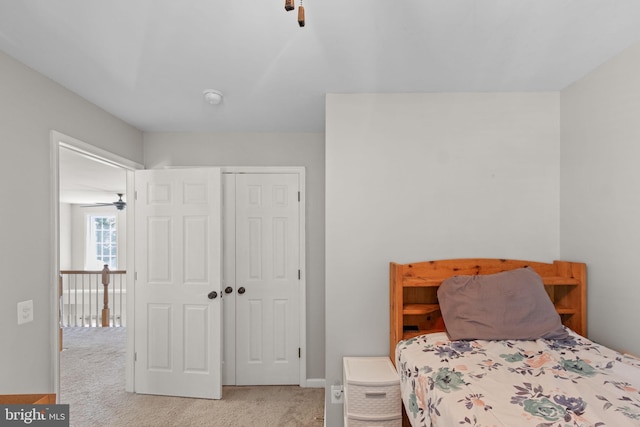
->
[2,1,640,135]
[3,2,640,204]
[59,147,127,205]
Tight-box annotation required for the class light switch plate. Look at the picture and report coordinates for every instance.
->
[17,300,33,325]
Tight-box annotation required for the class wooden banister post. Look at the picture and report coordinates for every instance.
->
[101,264,110,327]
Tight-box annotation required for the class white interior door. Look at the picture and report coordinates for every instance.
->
[234,173,300,385]
[134,168,222,399]
[221,174,236,385]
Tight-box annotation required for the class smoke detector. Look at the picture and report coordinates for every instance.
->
[203,89,223,105]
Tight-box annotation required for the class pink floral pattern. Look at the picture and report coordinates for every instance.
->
[396,329,640,427]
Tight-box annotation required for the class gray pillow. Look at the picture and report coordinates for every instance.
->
[437,267,568,340]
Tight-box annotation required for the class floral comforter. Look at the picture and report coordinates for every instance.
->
[396,329,640,426]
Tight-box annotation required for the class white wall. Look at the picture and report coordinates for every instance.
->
[0,50,143,394]
[143,132,325,381]
[325,92,561,426]
[560,42,640,356]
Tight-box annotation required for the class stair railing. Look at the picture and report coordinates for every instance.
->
[59,265,126,327]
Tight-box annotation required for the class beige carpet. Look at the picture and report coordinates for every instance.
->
[60,327,324,427]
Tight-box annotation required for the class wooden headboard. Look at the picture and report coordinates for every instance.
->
[389,258,586,360]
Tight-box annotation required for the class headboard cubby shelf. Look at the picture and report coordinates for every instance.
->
[390,258,587,360]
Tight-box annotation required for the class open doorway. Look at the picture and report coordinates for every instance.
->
[51,131,142,400]
[58,146,128,328]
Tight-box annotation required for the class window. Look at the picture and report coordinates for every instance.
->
[85,215,117,270]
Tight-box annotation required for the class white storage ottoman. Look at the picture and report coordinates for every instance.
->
[343,357,401,427]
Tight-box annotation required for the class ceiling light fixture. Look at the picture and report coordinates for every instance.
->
[203,89,223,105]
[298,0,305,27]
[284,0,305,27]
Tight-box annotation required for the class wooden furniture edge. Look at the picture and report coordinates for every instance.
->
[0,394,56,404]
[389,262,400,364]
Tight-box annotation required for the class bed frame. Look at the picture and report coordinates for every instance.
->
[390,258,587,361]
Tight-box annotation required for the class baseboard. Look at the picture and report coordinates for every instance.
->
[303,378,325,388]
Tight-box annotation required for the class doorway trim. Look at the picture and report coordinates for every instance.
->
[50,130,143,399]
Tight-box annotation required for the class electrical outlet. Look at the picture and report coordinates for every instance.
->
[330,384,343,404]
[17,300,34,325]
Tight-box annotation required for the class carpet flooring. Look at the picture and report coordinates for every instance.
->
[60,327,324,427]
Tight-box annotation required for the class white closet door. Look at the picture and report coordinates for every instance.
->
[221,173,236,385]
[134,168,222,398]
[235,173,300,385]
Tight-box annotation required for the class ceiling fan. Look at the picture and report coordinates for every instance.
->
[81,193,126,210]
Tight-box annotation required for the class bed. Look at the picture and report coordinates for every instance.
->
[389,258,640,426]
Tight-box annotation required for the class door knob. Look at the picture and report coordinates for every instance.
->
[237,287,246,295]
[225,286,233,294]
[208,291,218,300]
